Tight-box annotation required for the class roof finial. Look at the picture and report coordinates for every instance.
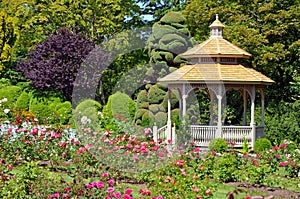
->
[216,14,219,20]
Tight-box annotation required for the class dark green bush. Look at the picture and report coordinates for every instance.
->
[254,138,272,154]
[208,138,228,153]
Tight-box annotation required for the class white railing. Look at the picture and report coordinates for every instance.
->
[153,124,176,144]
[190,125,217,147]
[153,124,167,142]
[190,125,254,148]
[154,124,261,148]
[222,126,252,146]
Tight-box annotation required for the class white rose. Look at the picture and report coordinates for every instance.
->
[4,109,10,114]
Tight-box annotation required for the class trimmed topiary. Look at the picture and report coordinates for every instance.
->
[161,90,179,110]
[208,138,228,153]
[141,111,154,127]
[135,109,147,120]
[103,92,136,120]
[254,138,272,154]
[149,104,161,114]
[148,85,166,104]
[136,90,148,107]
[140,102,149,109]
[154,112,167,128]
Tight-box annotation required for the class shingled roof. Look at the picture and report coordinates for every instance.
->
[159,64,274,85]
[159,14,274,85]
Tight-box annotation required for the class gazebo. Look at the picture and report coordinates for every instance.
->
[155,15,274,149]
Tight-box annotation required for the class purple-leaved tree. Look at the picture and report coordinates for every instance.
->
[16,27,110,101]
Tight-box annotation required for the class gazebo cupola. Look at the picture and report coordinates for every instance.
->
[209,14,224,38]
[157,15,274,148]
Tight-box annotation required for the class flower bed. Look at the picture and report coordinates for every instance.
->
[0,116,300,198]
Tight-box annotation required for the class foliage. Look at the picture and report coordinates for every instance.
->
[15,28,94,100]
[28,95,61,123]
[254,138,272,154]
[15,91,31,110]
[55,101,73,125]
[140,0,186,22]
[0,10,16,75]
[0,85,21,109]
[103,92,136,120]
[208,138,228,153]
[147,11,194,68]
[265,100,300,144]
[0,0,141,60]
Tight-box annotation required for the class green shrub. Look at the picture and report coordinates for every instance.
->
[15,91,31,110]
[29,96,61,123]
[0,78,11,89]
[55,101,72,125]
[208,138,228,153]
[136,90,148,107]
[0,85,21,109]
[213,153,238,182]
[75,99,102,120]
[254,138,272,154]
[103,92,136,120]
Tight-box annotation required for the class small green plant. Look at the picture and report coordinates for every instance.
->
[254,138,272,154]
[239,136,250,154]
[208,138,228,153]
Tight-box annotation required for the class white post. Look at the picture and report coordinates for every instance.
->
[243,89,247,125]
[167,89,172,143]
[172,123,176,145]
[182,84,187,117]
[217,85,223,138]
[250,86,256,149]
[153,123,158,143]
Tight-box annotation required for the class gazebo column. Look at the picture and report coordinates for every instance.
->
[167,89,172,142]
[216,85,223,138]
[209,91,216,125]
[182,84,187,117]
[243,89,248,125]
[249,86,256,148]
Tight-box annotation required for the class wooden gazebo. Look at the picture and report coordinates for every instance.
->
[155,15,274,148]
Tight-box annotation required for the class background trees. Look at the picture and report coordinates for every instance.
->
[0,0,299,143]
[0,11,16,74]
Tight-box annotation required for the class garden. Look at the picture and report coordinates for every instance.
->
[0,101,299,198]
[1,0,300,198]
